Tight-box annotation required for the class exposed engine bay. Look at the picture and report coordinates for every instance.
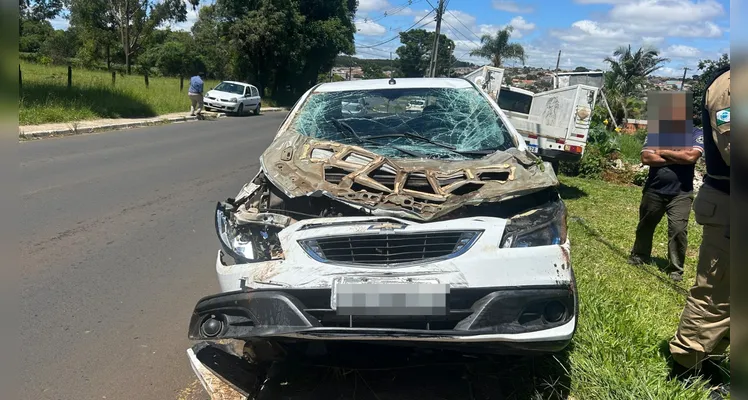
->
[218,138,562,265]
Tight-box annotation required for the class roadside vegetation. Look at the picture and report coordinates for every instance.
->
[559,175,720,399]
[19,62,221,125]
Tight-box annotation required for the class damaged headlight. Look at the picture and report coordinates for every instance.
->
[215,202,285,263]
[500,201,568,248]
[216,202,256,261]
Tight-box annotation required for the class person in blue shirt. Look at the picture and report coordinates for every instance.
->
[188,72,205,117]
[628,125,704,281]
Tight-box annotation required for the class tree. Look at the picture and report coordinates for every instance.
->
[67,0,197,74]
[191,5,231,79]
[690,53,729,126]
[20,0,63,21]
[209,0,356,100]
[20,19,54,53]
[39,28,81,64]
[395,29,455,77]
[363,64,387,79]
[602,45,669,123]
[469,26,525,67]
[574,66,589,72]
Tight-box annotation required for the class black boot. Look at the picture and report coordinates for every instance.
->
[671,360,729,398]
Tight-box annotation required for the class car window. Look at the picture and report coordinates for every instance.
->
[251,87,259,97]
[290,86,516,160]
[213,82,244,95]
[498,89,533,114]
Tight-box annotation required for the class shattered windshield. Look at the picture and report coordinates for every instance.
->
[291,87,516,159]
[214,82,245,95]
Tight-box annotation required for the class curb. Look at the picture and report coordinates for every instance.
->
[19,107,288,140]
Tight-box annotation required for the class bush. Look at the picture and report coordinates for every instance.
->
[632,166,648,186]
[577,145,607,179]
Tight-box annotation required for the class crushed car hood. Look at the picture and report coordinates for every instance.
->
[259,134,558,222]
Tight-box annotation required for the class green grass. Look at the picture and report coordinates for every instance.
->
[617,133,645,164]
[18,62,278,125]
[559,176,721,399]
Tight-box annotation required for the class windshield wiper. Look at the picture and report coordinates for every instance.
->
[329,118,426,158]
[364,132,495,157]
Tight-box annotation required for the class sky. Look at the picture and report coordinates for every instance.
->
[49,0,731,78]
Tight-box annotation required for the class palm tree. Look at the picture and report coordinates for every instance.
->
[469,26,526,68]
[603,45,669,122]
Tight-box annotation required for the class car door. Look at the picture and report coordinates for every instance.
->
[241,86,251,108]
[250,86,260,106]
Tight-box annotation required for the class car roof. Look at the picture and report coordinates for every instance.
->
[313,78,474,92]
[221,81,253,87]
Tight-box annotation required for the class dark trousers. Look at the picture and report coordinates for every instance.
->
[631,190,694,273]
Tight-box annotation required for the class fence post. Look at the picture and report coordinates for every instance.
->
[144,71,149,89]
[67,65,72,89]
[112,71,116,86]
[180,76,184,92]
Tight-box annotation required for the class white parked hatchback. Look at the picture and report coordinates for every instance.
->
[204,81,262,115]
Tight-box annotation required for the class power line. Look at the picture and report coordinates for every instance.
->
[446,9,483,42]
[441,20,481,49]
[368,0,423,23]
[358,9,435,49]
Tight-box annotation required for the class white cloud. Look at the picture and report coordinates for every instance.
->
[608,0,725,23]
[356,19,387,36]
[507,16,535,31]
[573,0,631,3]
[652,66,679,77]
[492,0,534,13]
[358,0,391,12]
[663,44,701,58]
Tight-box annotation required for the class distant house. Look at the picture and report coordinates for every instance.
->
[623,119,647,134]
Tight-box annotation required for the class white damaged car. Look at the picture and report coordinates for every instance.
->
[187,77,577,396]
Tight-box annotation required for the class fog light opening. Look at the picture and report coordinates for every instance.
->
[543,301,567,323]
[201,315,224,338]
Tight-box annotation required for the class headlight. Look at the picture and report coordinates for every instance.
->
[216,202,255,261]
[215,202,284,263]
[500,201,567,248]
[229,98,238,103]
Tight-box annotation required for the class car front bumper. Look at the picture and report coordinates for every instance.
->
[204,98,240,112]
[188,283,577,354]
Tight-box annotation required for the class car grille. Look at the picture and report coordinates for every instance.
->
[299,231,481,265]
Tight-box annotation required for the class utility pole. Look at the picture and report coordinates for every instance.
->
[680,67,690,90]
[427,0,446,77]
[555,50,561,71]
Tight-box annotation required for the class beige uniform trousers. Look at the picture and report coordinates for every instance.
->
[669,182,730,368]
[189,93,204,116]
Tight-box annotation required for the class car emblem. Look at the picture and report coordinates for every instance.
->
[368,222,407,232]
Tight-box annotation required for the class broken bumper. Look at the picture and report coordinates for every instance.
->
[188,284,577,354]
[204,99,240,112]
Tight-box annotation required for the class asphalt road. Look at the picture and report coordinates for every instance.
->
[20,113,286,400]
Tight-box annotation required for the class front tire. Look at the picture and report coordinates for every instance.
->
[253,103,261,115]
[236,103,245,116]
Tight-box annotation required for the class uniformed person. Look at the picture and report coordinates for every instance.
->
[669,65,730,394]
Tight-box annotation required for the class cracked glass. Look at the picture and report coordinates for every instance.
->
[291,87,516,160]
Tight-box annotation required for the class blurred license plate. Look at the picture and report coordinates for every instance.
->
[332,277,449,316]
[528,143,538,153]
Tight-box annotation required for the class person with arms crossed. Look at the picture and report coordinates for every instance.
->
[629,121,704,282]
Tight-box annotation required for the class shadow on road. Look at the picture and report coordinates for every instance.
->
[257,343,572,400]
